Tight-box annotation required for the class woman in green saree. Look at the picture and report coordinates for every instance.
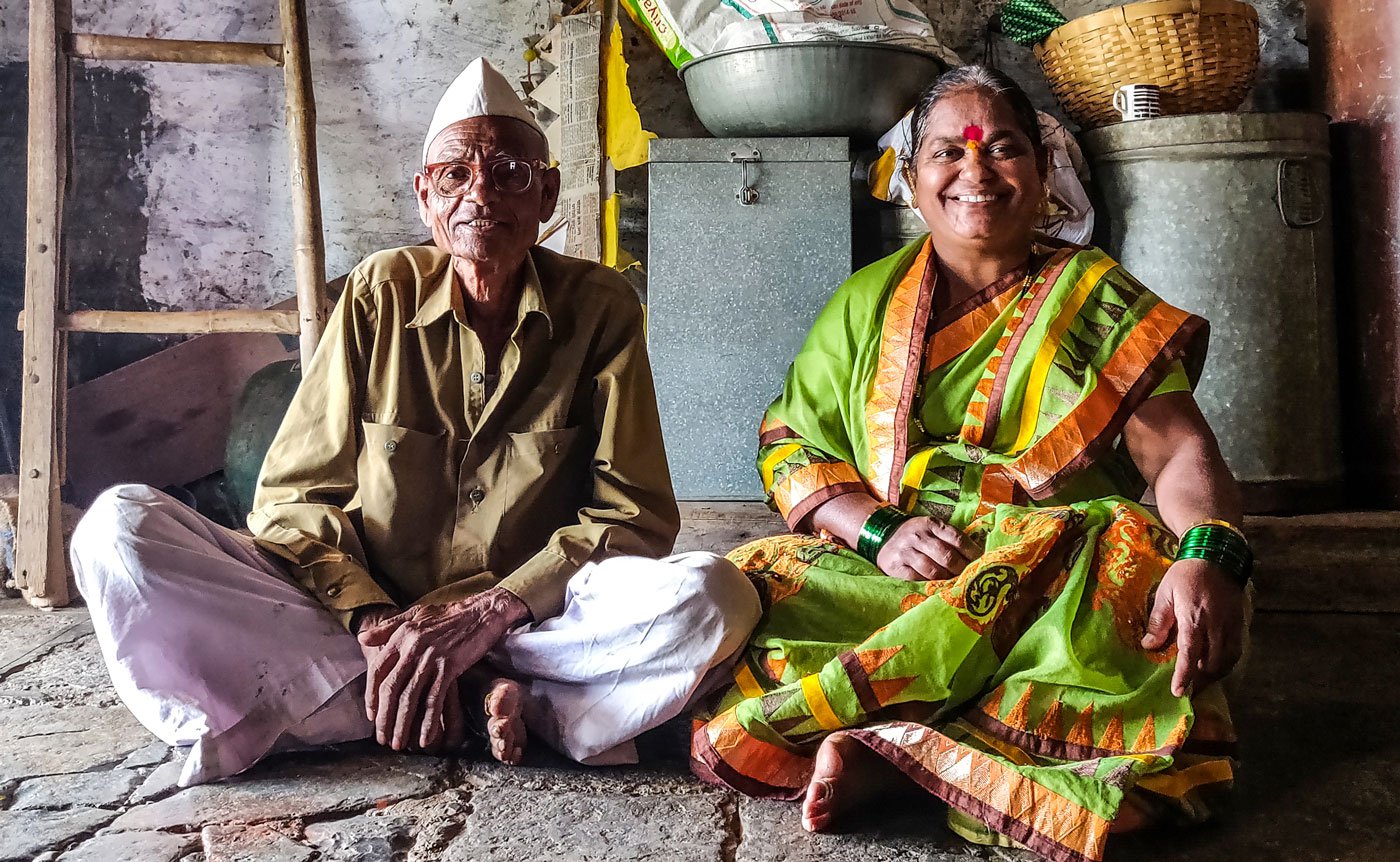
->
[690,66,1250,862]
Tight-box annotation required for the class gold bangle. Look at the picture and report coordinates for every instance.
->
[1185,518,1248,545]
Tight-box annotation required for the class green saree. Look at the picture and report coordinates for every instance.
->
[691,238,1237,862]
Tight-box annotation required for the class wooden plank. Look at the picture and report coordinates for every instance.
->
[1246,511,1400,613]
[676,502,786,554]
[64,332,295,506]
[0,470,81,598]
[676,503,1400,614]
[18,309,300,334]
[17,0,72,609]
[279,0,329,362]
[67,34,283,66]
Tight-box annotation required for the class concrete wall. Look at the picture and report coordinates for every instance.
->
[0,0,552,471]
[1307,0,1400,504]
[1,0,553,304]
[0,0,1308,473]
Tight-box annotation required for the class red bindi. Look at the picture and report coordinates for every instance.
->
[962,124,985,143]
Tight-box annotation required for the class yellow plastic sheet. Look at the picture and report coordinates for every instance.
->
[601,192,640,272]
[605,20,656,171]
[602,192,621,269]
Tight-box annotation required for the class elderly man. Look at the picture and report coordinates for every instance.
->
[71,58,759,787]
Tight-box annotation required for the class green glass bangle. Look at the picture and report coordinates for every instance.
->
[1178,541,1249,560]
[1177,524,1253,587]
[1180,551,1252,569]
[857,505,911,563]
[1179,541,1249,559]
[1177,548,1254,588]
[1180,524,1248,549]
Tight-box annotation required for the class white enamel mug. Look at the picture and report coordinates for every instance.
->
[1112,84,1162,121]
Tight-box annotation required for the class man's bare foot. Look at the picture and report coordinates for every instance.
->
[482,678,526,765]
[460,673,526,765]
[802,731,900,833]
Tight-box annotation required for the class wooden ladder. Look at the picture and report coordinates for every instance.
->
[18,0,330,607]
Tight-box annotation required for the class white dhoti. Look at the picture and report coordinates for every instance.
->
[71,484,760,786]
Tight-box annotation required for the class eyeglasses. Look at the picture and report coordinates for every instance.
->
[423,158,548,197]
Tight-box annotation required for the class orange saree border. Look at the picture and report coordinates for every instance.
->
[975,250,1078,447]
[1005,301,1208,499]
[922,262,1042,374]
[966,688,1194,763]
[758,414,797,447]
[691,707,811,801]
[866,240,936,503]
[771,461,866,528]
[847,722,1111,862]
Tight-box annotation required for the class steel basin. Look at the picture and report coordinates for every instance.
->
[680,42,945,142]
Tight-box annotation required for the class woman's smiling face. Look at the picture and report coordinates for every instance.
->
[910,88,1046,254]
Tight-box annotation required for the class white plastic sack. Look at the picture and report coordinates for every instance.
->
[622,0,959,68]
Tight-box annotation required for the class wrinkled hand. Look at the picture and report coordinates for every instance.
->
[356,587,531,751]
[353,610,468,754]
[876,516,983,581]
[1141,558,1245,697]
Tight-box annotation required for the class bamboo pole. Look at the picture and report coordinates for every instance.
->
[17,0,72,608]
[17,309,300,334]
[598,0,614,259]
[279,0,329,362]
[67,34,284,66]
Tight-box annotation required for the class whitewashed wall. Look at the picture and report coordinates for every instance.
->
[1,0,552,310]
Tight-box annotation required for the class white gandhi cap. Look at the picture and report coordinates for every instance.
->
[422,57,545,166]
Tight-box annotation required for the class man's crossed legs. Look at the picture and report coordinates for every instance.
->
[72,485,760,786]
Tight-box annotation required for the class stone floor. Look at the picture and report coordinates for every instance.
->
[0,597,1396,861]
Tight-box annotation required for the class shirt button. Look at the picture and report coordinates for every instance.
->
[384,440,398,452]
[469,488,486,504]
[470,371,485,384]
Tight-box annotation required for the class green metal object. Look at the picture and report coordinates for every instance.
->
[223,359,302,523]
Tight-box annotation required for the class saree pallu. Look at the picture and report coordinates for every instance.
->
[693,238,1236,862]
[756,237,1209,529]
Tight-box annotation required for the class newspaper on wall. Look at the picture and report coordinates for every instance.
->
[557,12,603,262]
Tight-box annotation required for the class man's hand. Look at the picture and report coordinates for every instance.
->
[876,516,983,581]
[1141,558,1245,697]
[357,587,531,751]
[353,608,467,752]
[351,604,402,733]
[351,604,400,636]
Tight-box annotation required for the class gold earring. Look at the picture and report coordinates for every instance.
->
[903,165,918,209]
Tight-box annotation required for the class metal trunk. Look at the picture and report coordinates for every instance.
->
[1082,113,1341,512]
[648,137,853,500]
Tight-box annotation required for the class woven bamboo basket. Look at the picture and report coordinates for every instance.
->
[1035,0,1260,129]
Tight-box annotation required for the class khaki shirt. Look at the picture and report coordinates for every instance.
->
[248,245,679,627]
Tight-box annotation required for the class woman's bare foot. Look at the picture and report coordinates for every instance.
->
[462,674,526,765]
[802,732,900,833]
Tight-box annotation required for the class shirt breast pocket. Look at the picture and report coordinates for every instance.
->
[359,421,447,556]
[505,426,586,522]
